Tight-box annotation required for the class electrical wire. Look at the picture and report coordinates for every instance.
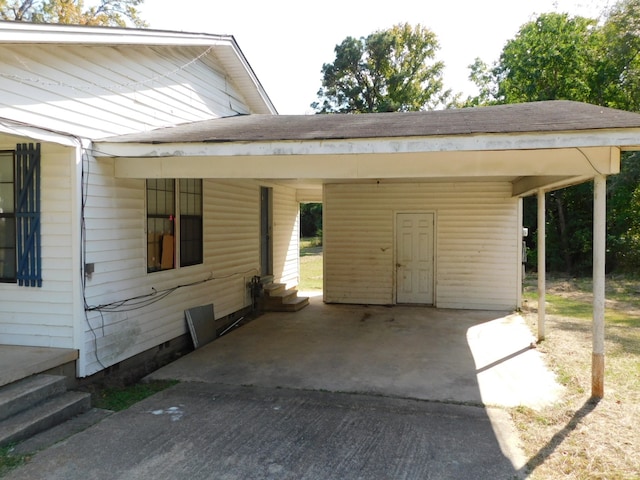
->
[85,268,257,313]
[576,147,604,175]
[80,147,107,369]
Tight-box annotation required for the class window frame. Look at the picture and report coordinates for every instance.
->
[179,178,203,268]
[0,150,16,283]
[146,178,203,274]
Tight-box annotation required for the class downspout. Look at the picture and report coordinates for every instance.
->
[537,189,546,342]
[592,174,606,398]
[71,141,88,377]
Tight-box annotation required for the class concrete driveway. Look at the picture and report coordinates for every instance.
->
[5,295,563,479]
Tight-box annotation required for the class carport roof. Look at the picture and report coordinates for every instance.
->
[98,100,640,144]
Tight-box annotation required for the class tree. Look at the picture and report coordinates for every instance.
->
[0,0,147,27]
[300,203,322,238]
[312,23,450,113]
[494,12,600,104]
[597,0,640,111]
[466,7,640,273]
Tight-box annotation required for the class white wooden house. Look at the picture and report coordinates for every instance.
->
[2,22,640,390]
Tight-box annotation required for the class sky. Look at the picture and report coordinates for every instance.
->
[139,0,612,114]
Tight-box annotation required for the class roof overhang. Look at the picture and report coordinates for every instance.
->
[93,132,629,198]
[91,101,640,197]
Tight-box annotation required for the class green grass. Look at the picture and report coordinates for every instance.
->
[299,237,323,290]
[300,236,322,255]
[545,294,593,319]
[92,380,178,412]
[0,445,28,477]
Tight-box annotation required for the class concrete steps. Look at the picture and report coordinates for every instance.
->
[0,374,91,447]
[262,283,309,312]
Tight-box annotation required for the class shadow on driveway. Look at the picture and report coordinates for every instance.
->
[6,298,562,479]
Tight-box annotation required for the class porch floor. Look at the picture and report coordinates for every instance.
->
[0,346,78,387]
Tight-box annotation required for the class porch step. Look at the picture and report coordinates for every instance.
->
[262,283,310,312]
[278,296,310,312]
[0,375,91,448]
[0,374,66,422]
[9,407,113,455]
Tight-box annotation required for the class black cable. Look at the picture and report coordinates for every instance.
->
[79,148,106,369]
[85,268,257,313]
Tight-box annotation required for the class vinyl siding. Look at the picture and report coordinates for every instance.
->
[81,169,299,376]
[324,182,520,310]
[272,186,299,288]
[0,140,75,347]
[0,44,251,139]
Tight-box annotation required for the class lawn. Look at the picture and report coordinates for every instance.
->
[299,236,323,291]
[517,275,640,479]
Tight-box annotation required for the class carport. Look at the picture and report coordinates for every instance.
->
[95,100,640,398]
[148,294,563,410]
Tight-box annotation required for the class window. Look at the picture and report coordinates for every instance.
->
[0,145,41,286]
[0,151,16,282]
[179,179,203,267]
[146,179,202,273]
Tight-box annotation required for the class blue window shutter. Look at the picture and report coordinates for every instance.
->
[15,143,42,287]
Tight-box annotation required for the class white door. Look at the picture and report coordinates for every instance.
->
[396,213,434,304]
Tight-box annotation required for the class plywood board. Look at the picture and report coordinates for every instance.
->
[185,303,216,349]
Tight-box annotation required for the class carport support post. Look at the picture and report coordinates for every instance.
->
[592,174,606,398]
[537,189,546,342]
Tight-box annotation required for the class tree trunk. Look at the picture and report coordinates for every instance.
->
[554,192,573,272]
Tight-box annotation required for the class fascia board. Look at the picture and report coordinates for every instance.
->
[93,129,640,158]
[0,23,234,46]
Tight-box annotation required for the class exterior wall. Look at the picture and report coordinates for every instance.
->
[0,139,76,347]
[0,44,251,139]
[324,182,520,310]
[81,161,300,376]
[272,186,300,288]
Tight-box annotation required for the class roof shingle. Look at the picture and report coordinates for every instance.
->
[98,101,640,144]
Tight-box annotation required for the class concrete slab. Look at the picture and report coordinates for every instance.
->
[0,346,78,387]
[4,297,562,479]
[3,382,528,480]
[148,296,562,409]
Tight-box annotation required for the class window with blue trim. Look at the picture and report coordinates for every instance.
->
[0,151,16,282]
[0,144,41,286]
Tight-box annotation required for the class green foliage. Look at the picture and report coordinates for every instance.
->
[495,13,599,104]
[0,0,148,27]
[0,445,28,476]
[598,0,640,111]
[92,380,177,411]
[300,203,322,238]
[313,23,450,113]
[607,152,640,271]
[474,2,640,274]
